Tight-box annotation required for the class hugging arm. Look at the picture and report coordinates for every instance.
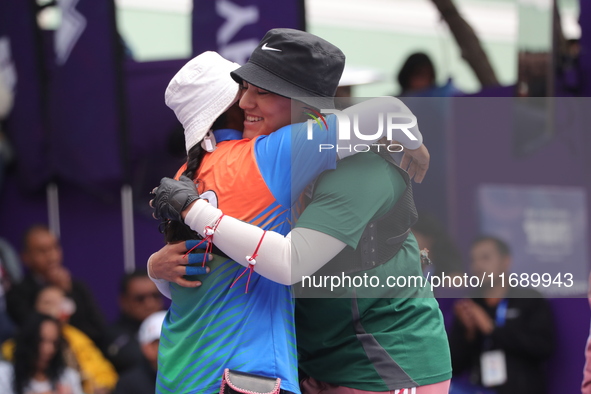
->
[263,96,427,209]
[147,254,173,299]
[336,97,429,182]
[183,199,346,285]
[147,96,427,289]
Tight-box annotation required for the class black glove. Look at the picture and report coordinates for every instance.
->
[151,175,200,222]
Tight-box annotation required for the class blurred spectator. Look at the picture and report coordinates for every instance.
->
[113,310,166,394]
[0,313,84,394]
[6,224,107,347]
[558,38,583,95]
[0,68,13,119]
[0,69,14,193]
[397,52,436,95]
[2,286,118,394]
[0,238,20,343]
[0,270,14,344]
[582,272,591,394]
[0,131,13,191]
[412,212,463,277]
[449,236,556,394]
[35,286,116,393]
[0,238,22,285]
[395,52,460,97]
[104,270,164,374]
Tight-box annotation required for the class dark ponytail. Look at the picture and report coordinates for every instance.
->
[162,142,207,243]
[182,143,206,181]
[161,108,231,243]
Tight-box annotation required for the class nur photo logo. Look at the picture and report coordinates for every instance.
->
[305,105,419,153]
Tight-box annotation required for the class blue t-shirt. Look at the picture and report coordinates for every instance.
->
[157,117,337,394]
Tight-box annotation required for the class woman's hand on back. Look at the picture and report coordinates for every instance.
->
[399,143,430,183]
[148,241,211,288]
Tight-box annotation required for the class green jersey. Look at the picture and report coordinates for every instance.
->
[295,152,452,390]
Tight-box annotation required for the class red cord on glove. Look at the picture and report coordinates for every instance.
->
[231,230,267,293]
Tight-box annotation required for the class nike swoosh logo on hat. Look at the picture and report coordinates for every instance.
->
[262,43,282,52]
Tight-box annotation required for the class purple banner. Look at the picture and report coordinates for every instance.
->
[192,0,305,64]
[124,59,189,210]
[49,0,124,194]
[0,0,50,191]
[479,184,589,296]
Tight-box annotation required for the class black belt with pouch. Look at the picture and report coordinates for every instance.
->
[220,369,282,394]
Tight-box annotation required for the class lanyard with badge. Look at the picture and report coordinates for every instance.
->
[481,299,509,387]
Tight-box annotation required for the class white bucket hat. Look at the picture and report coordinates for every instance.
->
[165,51,241,153]
[138,310,167,345]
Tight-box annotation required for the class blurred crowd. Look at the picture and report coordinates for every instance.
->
[0,216,561,394]
[0,225,165,394]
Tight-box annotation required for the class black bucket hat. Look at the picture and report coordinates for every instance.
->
[231,28,345,110]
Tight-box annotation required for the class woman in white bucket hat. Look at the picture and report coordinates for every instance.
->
[149,29,430,394]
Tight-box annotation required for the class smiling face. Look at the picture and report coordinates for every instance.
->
[238,82,305,139]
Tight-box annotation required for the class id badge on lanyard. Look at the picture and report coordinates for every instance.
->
[481,299,508,387]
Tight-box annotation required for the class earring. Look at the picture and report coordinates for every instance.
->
[201,130,217,152]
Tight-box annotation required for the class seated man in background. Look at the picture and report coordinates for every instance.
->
[114,310,166,394]
[2,285,118,394]
[104,270,164,374]
[449,236,556,394]
[6,224,107,347]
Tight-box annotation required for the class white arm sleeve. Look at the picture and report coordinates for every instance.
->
[184,200,347,285]
[335,96,423,159]
[147,255,172,299]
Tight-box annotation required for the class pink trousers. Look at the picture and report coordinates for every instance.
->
[300,377,450,394]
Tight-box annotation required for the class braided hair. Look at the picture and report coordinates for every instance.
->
[182,111,228,180]
[162,144,204,243]
[161,112,231,243]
